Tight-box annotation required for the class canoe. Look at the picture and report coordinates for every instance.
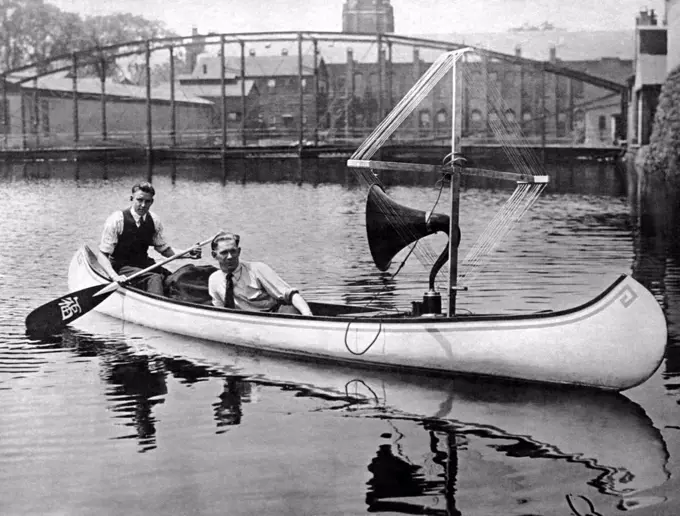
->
[68,244,666,391]
[66,317,670,501]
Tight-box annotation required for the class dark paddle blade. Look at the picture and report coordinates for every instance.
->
[25,284,114,336]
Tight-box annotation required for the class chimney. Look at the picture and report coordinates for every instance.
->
[192,26,198,36]
[515,44,521,57]
[636,8,658,26]
[281,48,288,56]
[249,49,256,57]
[549,45,556,62]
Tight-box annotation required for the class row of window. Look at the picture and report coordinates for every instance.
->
[336,71,586,99]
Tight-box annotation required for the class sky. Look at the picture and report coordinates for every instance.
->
[48,0,665,35]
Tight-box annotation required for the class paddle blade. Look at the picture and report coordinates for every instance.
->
[25,285,114,336]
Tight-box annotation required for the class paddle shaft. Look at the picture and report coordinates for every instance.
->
[96,234,219,296]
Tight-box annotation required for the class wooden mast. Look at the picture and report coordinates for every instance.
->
[446,55,462,317]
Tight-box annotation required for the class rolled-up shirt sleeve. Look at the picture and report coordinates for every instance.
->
[149,214,171,254]
[253,262,298,304]
[208,271,225,307]
[99,211,123,254]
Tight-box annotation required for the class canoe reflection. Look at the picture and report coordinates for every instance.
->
[61,314,668,512]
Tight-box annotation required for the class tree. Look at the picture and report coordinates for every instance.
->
[640,66,680,184]
[0,2,179,73]
[78,13,179,81]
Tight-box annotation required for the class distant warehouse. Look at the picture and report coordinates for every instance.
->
[0,73,216,150]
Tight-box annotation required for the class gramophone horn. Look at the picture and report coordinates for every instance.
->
[366,184,455,271]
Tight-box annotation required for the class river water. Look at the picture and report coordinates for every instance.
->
[1,157,679,515]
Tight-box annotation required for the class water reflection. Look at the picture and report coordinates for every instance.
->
[27,315,669,512]
[366,427,459,515]
[214,377,251,432]
[0,156,628,195]
[631,168,680,381]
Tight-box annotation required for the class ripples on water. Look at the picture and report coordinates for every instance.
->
[1,158,679,515]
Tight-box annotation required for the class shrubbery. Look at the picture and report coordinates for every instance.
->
[641,66,680,183]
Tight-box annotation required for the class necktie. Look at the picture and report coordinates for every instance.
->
[224,272,235,309]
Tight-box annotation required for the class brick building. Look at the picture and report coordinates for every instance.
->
[183,51,329,143]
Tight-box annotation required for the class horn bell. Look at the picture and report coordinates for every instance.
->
[366,184,452,271]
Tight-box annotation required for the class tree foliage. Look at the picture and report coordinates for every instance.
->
[0,0,178,72]
[640,66,680,184]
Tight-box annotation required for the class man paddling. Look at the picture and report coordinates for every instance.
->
[98,182,201,295]
[208,232,312,316]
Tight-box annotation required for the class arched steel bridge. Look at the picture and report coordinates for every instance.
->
[0,31,627,161]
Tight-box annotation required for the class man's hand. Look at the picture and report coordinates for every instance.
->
[113,273,128,283]
[187,247,202,260]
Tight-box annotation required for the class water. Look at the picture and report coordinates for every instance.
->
[1,157,679,515]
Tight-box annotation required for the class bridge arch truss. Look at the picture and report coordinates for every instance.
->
[0,31,627,156]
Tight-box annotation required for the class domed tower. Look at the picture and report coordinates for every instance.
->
[342,0,394,34]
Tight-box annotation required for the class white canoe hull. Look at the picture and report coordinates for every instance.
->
[68,246,667,391]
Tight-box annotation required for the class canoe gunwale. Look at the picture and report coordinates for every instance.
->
[81,244,626,324]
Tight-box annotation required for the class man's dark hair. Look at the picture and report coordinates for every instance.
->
[131,181,155,196]
[211,232,240,250]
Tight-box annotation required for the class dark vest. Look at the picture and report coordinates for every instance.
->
[110,209,156,270]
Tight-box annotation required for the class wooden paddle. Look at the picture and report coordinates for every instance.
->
[25,234,220,336]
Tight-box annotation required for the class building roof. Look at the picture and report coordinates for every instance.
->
[14,75,213,105]
[423,30,635,62]
[159,80,256,99]
[187,54,317,79]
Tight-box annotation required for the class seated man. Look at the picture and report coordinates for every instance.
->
[208,232,312,316]
[98,181,201,295]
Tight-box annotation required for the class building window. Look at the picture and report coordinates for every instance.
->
[40,99,49,135]
[521,110,532,132]
[367,72,378,95]
[470,109,484,134]
[282,114,294,129]
[598,115,607,140]
[267,79,276,89]
[354,73,364,96]
[488,111,500,128]
[202,64,207,74]
[557,112,567,136]
[435,109,447,135]
[598,115,607,131]
[639,29,667,55]
[469,71,483,88]
[504,109,516,123]
[269,115,276,125]
[301,78,307,90]
[227,112,241,121]
[419,109,431,137]
[573,81,584,99]
[0,97,8,134]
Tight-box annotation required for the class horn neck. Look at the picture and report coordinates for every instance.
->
[366,184,460,289]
